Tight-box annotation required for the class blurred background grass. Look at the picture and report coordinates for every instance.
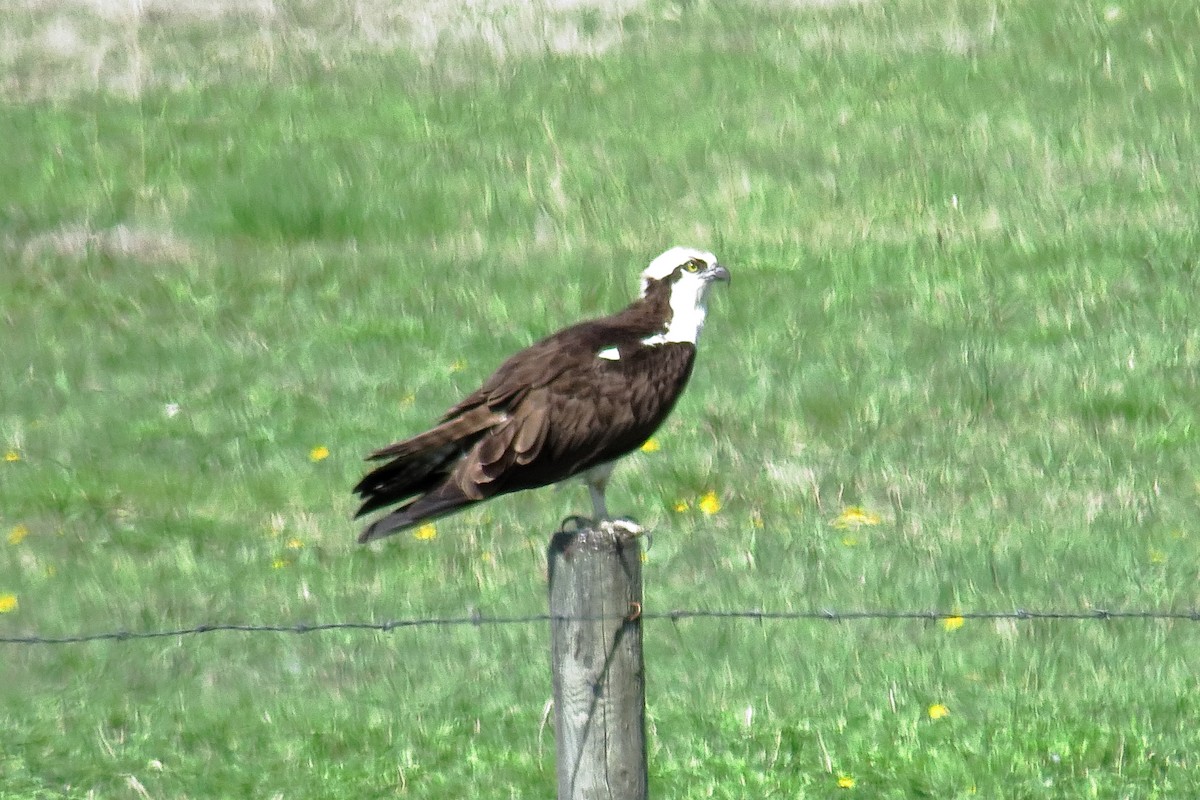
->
[2,0,1199,797]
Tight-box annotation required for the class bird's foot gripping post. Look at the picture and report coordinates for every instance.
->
[547,523,648,800]
[558,515,646,539]
[557,515,595,534]
[597,518,645,539]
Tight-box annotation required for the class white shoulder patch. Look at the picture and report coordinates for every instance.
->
[597,346,621,361]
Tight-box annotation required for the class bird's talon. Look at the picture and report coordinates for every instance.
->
[625,601,642,622]
[558,515,594,533]
[599,517,645,540]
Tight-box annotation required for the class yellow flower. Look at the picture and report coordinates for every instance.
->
[831,506,881,528]
[639,438,661,453]
[8,524,28,545]
[750,512,764,529]
[449,359,467,373]
[837,775,856,789]
[309,445,330,462]
[481,551,493,563]
[698,491,722,515]
[1148,548,1166,565]
[942,615,965,631]
[673,500,689,513]
[841,535,859,547]
[4,450,20,462]
[413,523,438,541]
[927,703,950,720]
[0,593,17,613]
[271,557,289,569]
[286,538,304,550]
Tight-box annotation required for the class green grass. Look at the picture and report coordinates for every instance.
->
[2,0,1200,796]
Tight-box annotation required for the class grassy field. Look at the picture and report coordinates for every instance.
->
[2,0,1199,796]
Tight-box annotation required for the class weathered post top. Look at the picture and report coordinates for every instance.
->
[547,523,648,800]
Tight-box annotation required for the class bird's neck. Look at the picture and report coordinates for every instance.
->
[628,277,707,346]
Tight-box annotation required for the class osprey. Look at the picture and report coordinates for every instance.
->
[353,246,730,543]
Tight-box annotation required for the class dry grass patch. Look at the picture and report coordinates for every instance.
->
[2,0,655,99]
[14,223,195,264]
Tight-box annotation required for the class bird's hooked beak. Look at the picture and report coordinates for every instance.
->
[708,263,731,285]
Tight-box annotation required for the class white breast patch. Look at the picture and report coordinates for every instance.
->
[597,347,621,361]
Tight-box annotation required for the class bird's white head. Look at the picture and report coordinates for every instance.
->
[639,246,730,346]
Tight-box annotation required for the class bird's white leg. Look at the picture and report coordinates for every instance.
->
[587,480,609,520]
[581,462,643,539]
[581,461,614,521]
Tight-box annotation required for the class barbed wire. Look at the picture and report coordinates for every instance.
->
[2,607,1198,646]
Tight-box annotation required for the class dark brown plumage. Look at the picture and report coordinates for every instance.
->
[354,247,728,542]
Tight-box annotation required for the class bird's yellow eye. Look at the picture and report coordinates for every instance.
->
[683,259,703,273]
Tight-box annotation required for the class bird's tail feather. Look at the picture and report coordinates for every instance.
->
[353,446,455,517]
[358,486,476,543]
[354,406,503,518]
[355,406,504,541]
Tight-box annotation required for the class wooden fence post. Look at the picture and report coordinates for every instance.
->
[547,525,647,800]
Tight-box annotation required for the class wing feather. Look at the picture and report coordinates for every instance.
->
[475,422,518,480]
[513,391,550,465]
[367,405,503,461]
[444,343,697,500]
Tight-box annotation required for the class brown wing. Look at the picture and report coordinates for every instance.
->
[365,405,504,462]
[446,341,697,502]
[441,336,584,420]
[440,308,668,421]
